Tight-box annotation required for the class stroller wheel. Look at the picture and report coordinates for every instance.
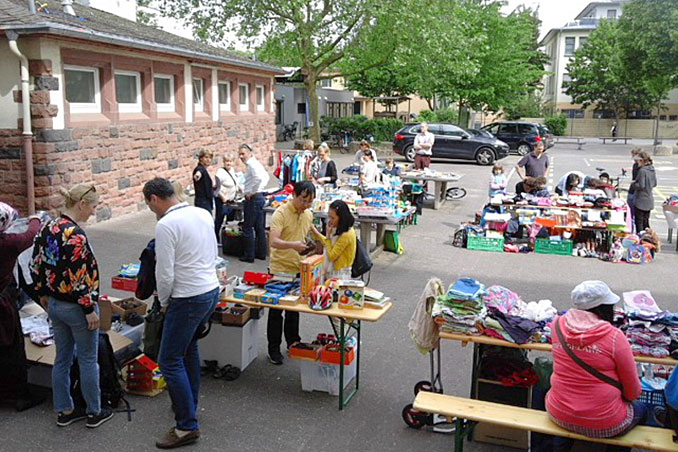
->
[402,404,425,429]
[414,380,433,395]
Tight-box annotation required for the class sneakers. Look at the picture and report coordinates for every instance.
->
[268,350,284,365]
[86,408,114,428]
[156,428,200,449]
[56,407,87,426]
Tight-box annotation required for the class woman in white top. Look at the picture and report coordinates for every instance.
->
[360,149,379,187]
[215,153,244,235]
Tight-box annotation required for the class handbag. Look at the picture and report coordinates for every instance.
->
[142,296,164,362]
[351,239,373,279]
[554,317,629,401]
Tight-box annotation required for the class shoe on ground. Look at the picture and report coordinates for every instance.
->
[268,350,284,365]
[239,257,254,263]
[57,407,87,426]
[156,427,200,449]
[86,408,114,428]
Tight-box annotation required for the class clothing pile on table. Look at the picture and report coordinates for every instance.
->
[432,278,487,335]
[619,291,678,359]
[481,285,556,344]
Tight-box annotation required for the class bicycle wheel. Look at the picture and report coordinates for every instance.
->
[446,187,467,200]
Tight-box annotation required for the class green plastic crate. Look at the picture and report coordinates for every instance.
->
[535,239,573,255]
[467,235,504,252]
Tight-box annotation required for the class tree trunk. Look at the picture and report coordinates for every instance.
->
[426,98,434,110]
[305,71,321,145]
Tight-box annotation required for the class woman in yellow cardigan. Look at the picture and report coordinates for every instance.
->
[312,200,356,280]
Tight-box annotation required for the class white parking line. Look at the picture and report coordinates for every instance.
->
[583,159,591,167]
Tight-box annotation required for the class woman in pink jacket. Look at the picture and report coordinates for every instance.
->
[546,281,645,449]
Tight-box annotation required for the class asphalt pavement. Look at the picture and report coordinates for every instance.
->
[1,138,677,452]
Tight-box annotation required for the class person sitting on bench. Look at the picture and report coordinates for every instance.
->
[546,281,646,451]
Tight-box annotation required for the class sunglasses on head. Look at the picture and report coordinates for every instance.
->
[79,185,96,201]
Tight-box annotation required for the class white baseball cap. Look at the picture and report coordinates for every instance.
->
[571,281,620,310]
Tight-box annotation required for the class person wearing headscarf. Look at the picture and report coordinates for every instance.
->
[0,202,45,411]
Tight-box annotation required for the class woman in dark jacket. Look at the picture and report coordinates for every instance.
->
[313,142,337,185]
[193,149,217,214]
[0,202,44,411]
[630,151,657,233]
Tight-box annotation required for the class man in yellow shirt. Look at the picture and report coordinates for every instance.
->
[267,181,316,365]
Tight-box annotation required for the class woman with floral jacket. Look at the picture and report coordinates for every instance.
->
[30,184,113,428]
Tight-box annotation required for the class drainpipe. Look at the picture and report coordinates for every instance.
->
[61,0,76,16]
[6,30,35,215]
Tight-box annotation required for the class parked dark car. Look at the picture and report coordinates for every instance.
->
[481,121,554,155]
[392,123,509,166]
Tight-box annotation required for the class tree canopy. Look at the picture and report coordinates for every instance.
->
[563,19,657,121]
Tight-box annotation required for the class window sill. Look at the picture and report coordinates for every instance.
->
[67,113,111,127]
[194,111,212,121]
[158,112,184,121]
[118,112,151,122]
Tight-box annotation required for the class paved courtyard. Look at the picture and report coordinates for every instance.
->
[1,139,677,452]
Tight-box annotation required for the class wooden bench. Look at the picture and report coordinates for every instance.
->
[599,136,632,144]
[555,136,585,150]
[413,391,677,452]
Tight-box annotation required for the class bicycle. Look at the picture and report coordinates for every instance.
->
[279,121,298,141]
[445,186,467,200]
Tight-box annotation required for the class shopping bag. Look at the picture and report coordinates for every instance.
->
[142,296,164,362]
[351,239,373,279]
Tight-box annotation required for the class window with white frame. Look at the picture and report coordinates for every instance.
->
[256,84,265,112]
[218,82,231,112]
[239,83,249,111]
[154,74,174,113]
[193,78,204,112]
[64,65,101,114]
[564,37,576,56]
[115,70,142,113]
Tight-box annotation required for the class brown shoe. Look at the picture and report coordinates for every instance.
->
[155,428,200,449]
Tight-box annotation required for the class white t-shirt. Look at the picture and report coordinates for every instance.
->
[361,159,379,185]
[414,131,435,156]
[216,167,243,202]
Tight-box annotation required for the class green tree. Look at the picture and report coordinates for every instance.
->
[159,0,403,143]
[137,0,159,27]
[564,19,657,122]
[503,92,544,120]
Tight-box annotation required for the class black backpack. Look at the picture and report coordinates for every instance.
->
[452,227,468,248]
[71,332,133,420]
[135,239,156,300]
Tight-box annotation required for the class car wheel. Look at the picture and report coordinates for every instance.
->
[404,145,416,163]
[517,143,531,156]
[475,148,495,166]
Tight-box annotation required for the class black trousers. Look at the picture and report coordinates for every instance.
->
[267,310,301,353]
[634,208,650,233]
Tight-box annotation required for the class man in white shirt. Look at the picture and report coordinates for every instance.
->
[413,122,435,170]
[238,143,270,263]
[143,177,219,450]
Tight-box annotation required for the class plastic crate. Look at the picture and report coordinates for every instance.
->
[639,389,665,407]
[535,239,573,255]
[467,235,504,252]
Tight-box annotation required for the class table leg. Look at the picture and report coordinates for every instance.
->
[440,181,448,206]
[338,318,360,410]
[433,181,441,210]
[360,222,371,252]
[668,228,673,244]
[375,223,386,248]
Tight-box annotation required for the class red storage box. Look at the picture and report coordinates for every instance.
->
[111,276,138,292]
[289,343,322,361]
[320,344,355,365]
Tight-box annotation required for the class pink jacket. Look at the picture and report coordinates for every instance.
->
[546,310,641,429]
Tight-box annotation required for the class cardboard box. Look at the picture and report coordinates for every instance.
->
[25,330,133,366]
[336,280,365,310]
[279,295,300,306]
[112,297,147,320]
[289,343,322,361]
[98,297,113,331]
[300,254,324,296]
[320,344,355,365]
[244,289,267,302]
[222,306,250,326]
[473,422,529,450]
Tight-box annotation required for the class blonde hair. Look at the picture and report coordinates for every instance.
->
[172,180,186,202]
[303,139,314,151]
[318,142,330,156]
[198,149,213,159]
[59,184,98,208]
[631,147,642,156]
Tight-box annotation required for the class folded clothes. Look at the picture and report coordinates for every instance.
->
[483,285,523,316]
[623,290,661,316]
[489,309,542,344]
[447,278,486,301]
[631,344,669,358]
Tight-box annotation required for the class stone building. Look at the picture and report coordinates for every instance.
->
[0,0,282,220]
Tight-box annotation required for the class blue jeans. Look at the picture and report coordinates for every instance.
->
[242,193,267,260]
[158,287,219,431]
[48,297,100,415]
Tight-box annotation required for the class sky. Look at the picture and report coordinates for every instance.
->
[502,0,604,39]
